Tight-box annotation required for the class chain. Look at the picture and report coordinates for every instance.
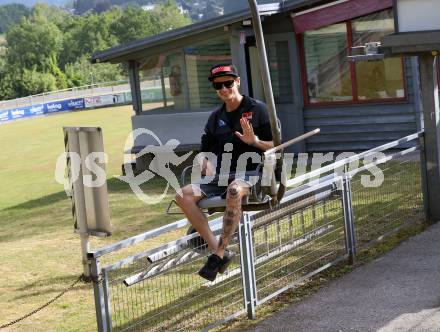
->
[0,275,85,329]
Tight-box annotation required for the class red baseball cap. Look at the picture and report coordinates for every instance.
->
[208,63,239,81]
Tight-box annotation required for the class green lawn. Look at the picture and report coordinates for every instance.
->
[0,106,183,331]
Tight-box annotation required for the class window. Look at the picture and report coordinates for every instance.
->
[303,23,351,103]
[140,51,186,112]
[184,37,232,108]
[138,36,232,113]
[301,9,406,105]
[267,40,293,103]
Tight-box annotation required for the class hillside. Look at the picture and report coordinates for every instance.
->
[0,34,5,56]
[71,0,277,19]
[0,0,271,19]
[0,0,66,6]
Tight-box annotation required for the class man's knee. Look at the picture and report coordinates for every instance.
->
[175,185,196,205]
[227,181,248,199]
[227,184,240,198]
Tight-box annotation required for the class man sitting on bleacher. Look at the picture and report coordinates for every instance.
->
[175,63,274,281]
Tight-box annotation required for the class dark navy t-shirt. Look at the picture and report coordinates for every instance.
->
[200,95,273,174]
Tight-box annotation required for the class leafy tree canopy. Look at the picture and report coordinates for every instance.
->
[6,9,63,73]
[0,1,191,100]
[0,3,30,34]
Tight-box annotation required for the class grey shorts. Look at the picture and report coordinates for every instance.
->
[191,171,261,198]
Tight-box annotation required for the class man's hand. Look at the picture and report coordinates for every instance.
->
[235,118,258,146]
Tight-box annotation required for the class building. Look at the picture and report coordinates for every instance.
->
[142,3,189,15]
[92,0,431,168]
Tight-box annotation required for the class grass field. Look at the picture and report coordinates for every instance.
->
[0,106,183,331]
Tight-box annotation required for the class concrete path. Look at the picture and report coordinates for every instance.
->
[250,222,440,332]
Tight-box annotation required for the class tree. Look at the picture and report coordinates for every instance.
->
[4,6,68,94]
[19,69,58,96]
[0,4,30,34]
[59,9,120,68]
[0,57,14,99]
[0,0,192,99]
[30,3,69,27]
[6,14,63,73]
[150,1,191,34]
[109,2,190,44]
[65,55,124,87]
[109,5,156,43]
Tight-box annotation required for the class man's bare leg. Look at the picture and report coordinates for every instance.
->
[175,185,218,252]
[215,180,250,258]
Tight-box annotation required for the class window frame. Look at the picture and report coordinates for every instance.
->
[298,11,408,107]
[137,32,233,114]
[264,33,297,104]
[437,57,440,88]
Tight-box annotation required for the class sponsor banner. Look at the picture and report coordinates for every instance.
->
[27,104,45,116]
[46,101,64,113]
[1,104,46,123]
[66,98,85,109]
[46,98,85,113]
[10,108,27,120]
[84,94,125,108]
[0,95,117,124]
[114,93,126,104]
[0,109,10,123]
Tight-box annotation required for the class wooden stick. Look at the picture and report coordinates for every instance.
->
[264,128,320,155]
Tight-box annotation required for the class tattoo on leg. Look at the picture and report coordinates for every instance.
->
[218,237,227,250]
[221,208,241,249]
[218,183,250,252]
[226,210,236,218]
[223,217,234,226]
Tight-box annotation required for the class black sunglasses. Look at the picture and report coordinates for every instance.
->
[212,80,235,90]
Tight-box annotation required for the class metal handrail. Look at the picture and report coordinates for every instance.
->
[88,131,424,261]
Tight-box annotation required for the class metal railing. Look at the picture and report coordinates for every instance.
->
[0,79,165,111]
[87,132,425,331]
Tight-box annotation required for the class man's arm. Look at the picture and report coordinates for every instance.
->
[250,137,274,151]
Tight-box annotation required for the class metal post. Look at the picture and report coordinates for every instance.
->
[90,73,94,96]
[90,257,109,332]
[80,233,91,277]
[419,133,430,220]
[418,55,440,221]
[101,269,113,331]
[160,67,168,107]
[238,213,257,319]
[247,0,281,146]
[341,169,356,264]
[128,60,143,115]
[247,0,286,201]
